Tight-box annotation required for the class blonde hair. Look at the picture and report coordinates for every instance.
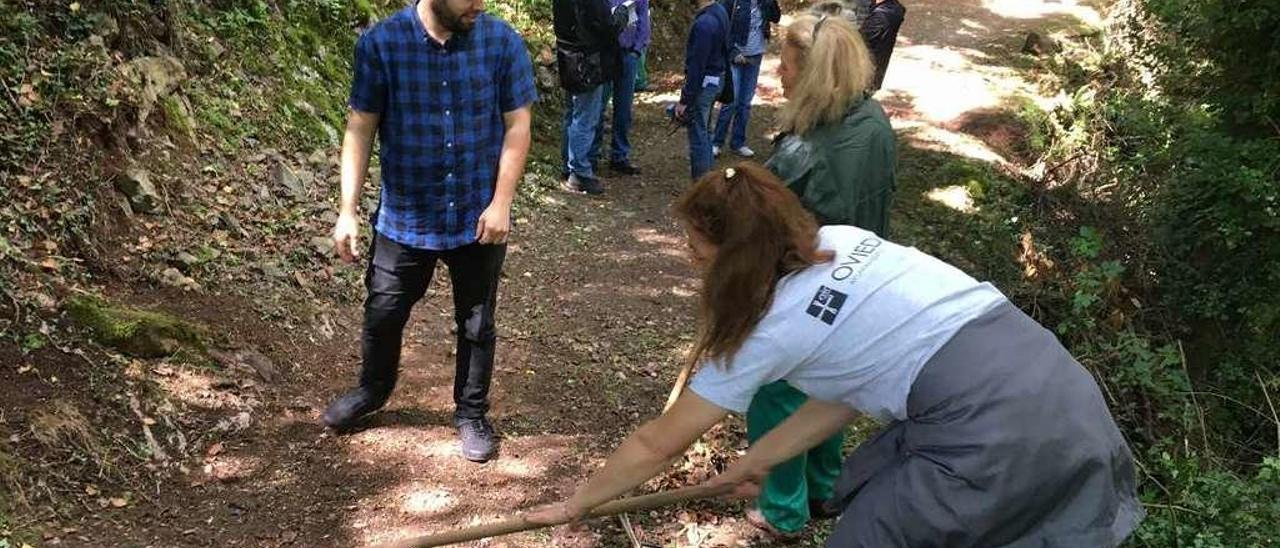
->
[778,15,876,135]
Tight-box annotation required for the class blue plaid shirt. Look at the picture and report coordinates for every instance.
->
[350,5,537,250]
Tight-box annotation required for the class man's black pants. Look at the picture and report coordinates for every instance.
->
[359,232,506,421]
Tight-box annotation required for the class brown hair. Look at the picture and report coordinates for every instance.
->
[673,162,833,369]
[778,15,875,135]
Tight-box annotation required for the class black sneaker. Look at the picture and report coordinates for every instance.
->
[456,417,497,462]
[561,173,605,196]
[610,161,641,176]
[322,386,388,430]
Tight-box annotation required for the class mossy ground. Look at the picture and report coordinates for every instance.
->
[65,295,206,359]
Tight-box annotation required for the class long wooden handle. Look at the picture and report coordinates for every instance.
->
[663,360,695,412]
[616,360,696,547]
[377,484,730,548]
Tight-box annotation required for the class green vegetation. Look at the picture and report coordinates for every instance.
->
[934,1,1280,544]
[0,0,561,286]
[0,2,563,536]
[0,0,377,291]
[65,294,206,358]
[0,501,34,548]
[870,3,1280,539]
[4,0,1272,545]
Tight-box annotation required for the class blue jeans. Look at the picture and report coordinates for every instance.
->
[562,85,604,179]
[687,76,723,180]
[713,55,763,150]
[599,51,640,162]
[589,85,605,165]
[592,51,640,164]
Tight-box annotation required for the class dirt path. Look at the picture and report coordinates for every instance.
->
[37,1,1101,546]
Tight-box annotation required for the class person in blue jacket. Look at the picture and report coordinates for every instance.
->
[711,0,780,159]
[675,0,730,180]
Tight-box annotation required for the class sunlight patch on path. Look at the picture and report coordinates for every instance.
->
[636,90,680,106]
[402,487,455,515]
[757,53,783,105]
[983,0,1103,26]
[926,185,978,214]
[881,0,1101,165]
[881,43,1022,124]
[346,430,585,546]
[899,123,1013,166]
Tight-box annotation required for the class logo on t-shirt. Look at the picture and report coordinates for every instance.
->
[806,285,848,325]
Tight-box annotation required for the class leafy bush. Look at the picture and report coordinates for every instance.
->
[1003,1,1280,545]
[1140,0,1280,132]
[1133,456,1280,548]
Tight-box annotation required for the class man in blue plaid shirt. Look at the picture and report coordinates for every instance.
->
[323,0,537,463]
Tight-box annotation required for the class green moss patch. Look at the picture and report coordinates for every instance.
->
[65,295,205,359]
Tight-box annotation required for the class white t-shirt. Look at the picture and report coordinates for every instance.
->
[688,226,1007,421]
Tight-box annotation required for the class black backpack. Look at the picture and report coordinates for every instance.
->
[555,0,627,93]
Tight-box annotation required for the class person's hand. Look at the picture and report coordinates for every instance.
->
[674,102,688,123]
[332,212,361,263]
[733,53,749,65]
[703,461,769,500]
[475,201,511,245]
[525,499,589,526]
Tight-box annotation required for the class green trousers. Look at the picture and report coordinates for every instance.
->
[746,381,845,533]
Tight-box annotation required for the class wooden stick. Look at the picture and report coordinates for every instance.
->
[1178,341,1210,455]
[618,512,642,547]
[615,360,696,544]
[1256,370,1280,457]
[664,360,694,412]
[377,484,729,548]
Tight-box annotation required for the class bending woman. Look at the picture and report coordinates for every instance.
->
[529,163,1143,547]
[741,13,897,537]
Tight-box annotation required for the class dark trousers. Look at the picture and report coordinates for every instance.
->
[359,232,506,421]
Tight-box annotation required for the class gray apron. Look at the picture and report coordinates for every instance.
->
[825,302,1144,547]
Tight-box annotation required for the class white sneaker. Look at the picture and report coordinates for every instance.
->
[712,145,722,158]
[732,146,756,158]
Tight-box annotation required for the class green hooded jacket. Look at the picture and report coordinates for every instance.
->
[765,97,897,235]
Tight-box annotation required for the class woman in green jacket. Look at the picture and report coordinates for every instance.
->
[748,13,897,537]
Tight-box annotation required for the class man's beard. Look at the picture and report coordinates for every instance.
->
[431,0,476,33]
